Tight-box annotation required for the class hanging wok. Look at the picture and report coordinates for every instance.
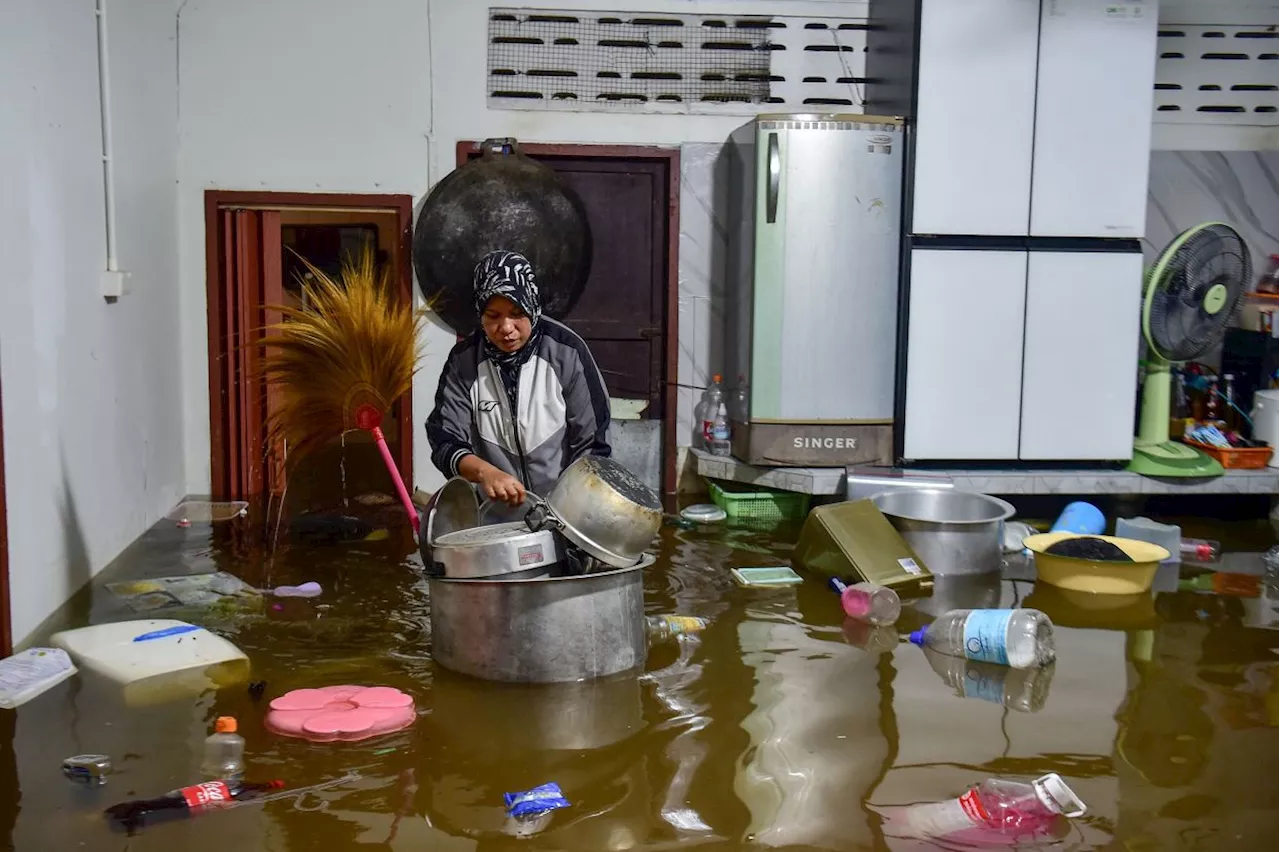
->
[413,138,592,334]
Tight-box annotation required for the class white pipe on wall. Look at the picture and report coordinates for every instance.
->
[95,0,119,272]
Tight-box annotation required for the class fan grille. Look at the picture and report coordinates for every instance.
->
[1148,223,1251,362]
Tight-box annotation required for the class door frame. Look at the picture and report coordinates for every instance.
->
[455,142,682,495]
[204,190,416,500]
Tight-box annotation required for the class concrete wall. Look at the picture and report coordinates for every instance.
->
[175,0,868,496]
[0,0,184,644]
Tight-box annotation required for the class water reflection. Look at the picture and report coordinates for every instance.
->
[0,514,1274,850]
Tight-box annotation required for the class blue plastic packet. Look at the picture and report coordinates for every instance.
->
[504,782,570,819]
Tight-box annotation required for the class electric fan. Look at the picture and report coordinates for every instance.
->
[1129,222,1252,477]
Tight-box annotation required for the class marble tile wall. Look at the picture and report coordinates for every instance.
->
[676,142,734,449]
[674,147,1280,460]
[1146,151,1278,283]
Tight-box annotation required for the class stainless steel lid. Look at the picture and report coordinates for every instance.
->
[419,477,480,570]
[433,521,560,579]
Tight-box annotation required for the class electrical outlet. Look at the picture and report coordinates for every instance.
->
[100,269,127,299]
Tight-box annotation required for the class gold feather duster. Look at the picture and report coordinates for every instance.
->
[260,249,427,529]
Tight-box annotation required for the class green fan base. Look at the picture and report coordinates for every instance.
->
[1128,439,1224,478]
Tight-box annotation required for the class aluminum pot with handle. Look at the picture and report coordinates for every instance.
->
[527,456,663,568]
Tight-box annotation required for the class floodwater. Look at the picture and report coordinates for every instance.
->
[1,503,1277,851]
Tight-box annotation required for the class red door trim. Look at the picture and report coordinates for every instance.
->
[453,142,682,495]
[205,190,416,500]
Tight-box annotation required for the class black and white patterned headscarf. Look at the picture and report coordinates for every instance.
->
[473,250,543,395]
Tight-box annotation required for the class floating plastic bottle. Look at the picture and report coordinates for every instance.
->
[200,717,245,782]
[646,615,709,645]
[1179,572,1260,598]
[105,779,284,831]
[827,578,901,625]
[1180,537,1221,563]
[908,609,1056,669]
[879,774,1085,845]
[922,647,1055,713]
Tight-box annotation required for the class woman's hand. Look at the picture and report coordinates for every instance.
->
[457,455,527,507]
[478,468,527,506]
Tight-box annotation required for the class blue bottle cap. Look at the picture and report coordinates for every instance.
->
[827,577,847,594]
[907,629,926,646]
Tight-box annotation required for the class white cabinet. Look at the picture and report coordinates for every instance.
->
[1019,251,1143,459]
[911,0,1040,236]
[904,249,1028,460]
[911,0,1157,239]
[1030,1,1158,237]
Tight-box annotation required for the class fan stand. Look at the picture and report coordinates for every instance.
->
[1128,355,1224,478]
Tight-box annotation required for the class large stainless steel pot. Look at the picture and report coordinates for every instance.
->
[428,554,653,683]
[869,489,1014,576]
[533,455,662,568]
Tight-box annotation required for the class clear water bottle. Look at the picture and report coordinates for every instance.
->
[730,374,749,422]
[879,774,1085,844]
[922,647,1055,713]
[827,577,900,625]
[1180,537,1221,563]
[694,376,725,449]
[646,614,709,645]
[200,716,245,782]
[908,609,1055,669]
[708,402,732,456]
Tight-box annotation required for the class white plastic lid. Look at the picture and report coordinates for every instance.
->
[1033,773,1086,818]
[681,504,727,523]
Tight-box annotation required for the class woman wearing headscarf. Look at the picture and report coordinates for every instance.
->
[426,250,612,507]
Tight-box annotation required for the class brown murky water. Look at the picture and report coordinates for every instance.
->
[1,507,1276,851]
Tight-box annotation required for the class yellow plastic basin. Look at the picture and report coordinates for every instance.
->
[1023,532,1170,595]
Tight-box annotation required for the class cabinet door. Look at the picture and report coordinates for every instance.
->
[1030,1,1158,237]
[1019,251,1143,460]
[904,249,1027,460]
[911,0,1040,236]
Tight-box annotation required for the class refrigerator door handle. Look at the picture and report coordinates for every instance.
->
[766,131,781,224]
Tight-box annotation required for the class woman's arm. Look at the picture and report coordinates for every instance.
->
[562,338,613,461]
[425,348,477,479]
[425,345,527,505]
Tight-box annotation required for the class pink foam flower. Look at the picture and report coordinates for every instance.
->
[265,685,415,742]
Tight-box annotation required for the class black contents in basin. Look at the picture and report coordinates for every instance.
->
[1045,538,1135,562]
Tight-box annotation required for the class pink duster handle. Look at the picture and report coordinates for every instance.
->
[370,426,419,535]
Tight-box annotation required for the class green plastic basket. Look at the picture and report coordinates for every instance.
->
[707,481,810,523]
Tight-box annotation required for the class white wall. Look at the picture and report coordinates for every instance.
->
[176,0,868,496]
[0,0,184,644]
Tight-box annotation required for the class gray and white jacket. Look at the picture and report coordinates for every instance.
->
[426,318,612,500]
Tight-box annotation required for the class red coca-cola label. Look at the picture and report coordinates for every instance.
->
[181,781,231,809]
[958,789,991,824]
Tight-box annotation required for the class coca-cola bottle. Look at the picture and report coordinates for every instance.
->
[105,779,284,831]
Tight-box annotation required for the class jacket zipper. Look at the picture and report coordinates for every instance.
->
[491,361,533,488]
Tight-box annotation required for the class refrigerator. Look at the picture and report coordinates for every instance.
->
[874,0,1159,463]
[725,113,905,467]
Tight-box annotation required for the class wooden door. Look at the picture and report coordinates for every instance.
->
[209,208,285,500]
[460,149,673,421]
[206,192,417,507]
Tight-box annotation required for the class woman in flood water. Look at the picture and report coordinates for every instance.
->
[426,250,612,508]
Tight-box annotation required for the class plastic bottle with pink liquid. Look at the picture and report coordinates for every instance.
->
[827,577,901,625]
[879,773,1086,845]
